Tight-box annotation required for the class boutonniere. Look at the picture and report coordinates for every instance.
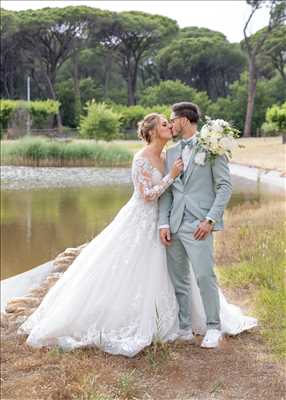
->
[194,151,207,166]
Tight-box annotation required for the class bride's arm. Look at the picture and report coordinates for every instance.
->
[132,157,174,202]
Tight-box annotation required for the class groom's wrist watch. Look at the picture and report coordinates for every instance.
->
[206,217,215,225]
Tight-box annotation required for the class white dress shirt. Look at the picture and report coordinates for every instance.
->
[181,139,195,172]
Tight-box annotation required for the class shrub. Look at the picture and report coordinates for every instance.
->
[261,121,281,136]
[79,102,121,141]
[0,99,16,131]
[265,102,286,132]
[30,100,59,128]
[0,99,60,133]
[113,104,147,131]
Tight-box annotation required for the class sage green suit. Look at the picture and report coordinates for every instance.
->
[158,141,232,330]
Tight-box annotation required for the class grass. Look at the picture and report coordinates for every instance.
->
[116,369,138,399]
[216,200,286,359]
[74,376,113,400]
[144,341,172,370]
[1,137,133,167]
[232,136,285,173]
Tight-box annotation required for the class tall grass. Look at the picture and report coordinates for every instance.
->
[1,137,133,167]
[217,201,286,359]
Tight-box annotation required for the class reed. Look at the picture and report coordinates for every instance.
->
[1,137,133,167]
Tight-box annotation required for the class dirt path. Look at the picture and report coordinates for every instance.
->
[1,287,285,400]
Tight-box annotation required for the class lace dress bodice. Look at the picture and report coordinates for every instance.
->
[131,155,173,202]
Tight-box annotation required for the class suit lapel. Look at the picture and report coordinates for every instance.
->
[170,142,184,188]
[183,146,198,185]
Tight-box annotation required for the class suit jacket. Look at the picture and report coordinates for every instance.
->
[158,141,232,233]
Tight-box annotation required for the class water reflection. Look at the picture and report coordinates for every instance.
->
[1,174,283,279]
[1,185,132,279]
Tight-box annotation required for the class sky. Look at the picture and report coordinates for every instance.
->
[2,0,271,43]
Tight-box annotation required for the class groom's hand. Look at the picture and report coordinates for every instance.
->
[193,220,213,240]
[160,228,172,246]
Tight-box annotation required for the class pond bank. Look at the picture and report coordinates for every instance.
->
[229,163,285,192]
[1,162,285,191]
[1,166,131,190]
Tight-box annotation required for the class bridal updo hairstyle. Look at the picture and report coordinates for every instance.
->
[172,102,201,123]
[137,113,161,144]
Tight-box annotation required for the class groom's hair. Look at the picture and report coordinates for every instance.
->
[172,102,200,123]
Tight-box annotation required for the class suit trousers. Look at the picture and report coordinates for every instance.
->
[166,218,221,331]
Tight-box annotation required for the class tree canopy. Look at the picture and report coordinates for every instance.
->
[1,4,285,136]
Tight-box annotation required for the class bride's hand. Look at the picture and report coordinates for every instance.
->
[170,158,184,179]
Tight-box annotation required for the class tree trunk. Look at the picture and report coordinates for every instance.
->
[282,133,286,144]
[244,57,257,137]
[278,66,286,82]
[45,70,63,133]
[131,69,137,106]
[127,58,138,106]
[72,49,81,127]
[3,72,10,98]
[104,51,112,100]
[127,71,136,106]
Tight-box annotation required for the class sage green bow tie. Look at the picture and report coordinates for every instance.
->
[181,139,195,150]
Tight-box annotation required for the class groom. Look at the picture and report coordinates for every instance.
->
[159,102,232,348]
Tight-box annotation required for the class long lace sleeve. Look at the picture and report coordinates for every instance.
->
[132,157,174,202]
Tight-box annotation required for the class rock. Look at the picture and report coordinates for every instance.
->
[53,257,76,269]
[6,241,89,325]
[6,296,40,308]
[15,315,28,325]
[62,247,82,256]
[1,312,9,328]
[28,287,49,297]
[45,275,61,285]
[6,303,23,313]
[53,262,72,273]
[8,306,27,315]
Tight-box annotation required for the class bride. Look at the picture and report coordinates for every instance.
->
[18,113,257,357]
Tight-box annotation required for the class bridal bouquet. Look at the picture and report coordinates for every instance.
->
[195,117,241,166]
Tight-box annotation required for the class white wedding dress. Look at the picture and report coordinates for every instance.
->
[18,154,257,357]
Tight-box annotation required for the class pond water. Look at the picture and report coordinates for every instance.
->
[1,166,283,279]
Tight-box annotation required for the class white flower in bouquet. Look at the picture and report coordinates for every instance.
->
[220,136,236,151]
[195,117,240,165]
[200,125,210,138]
[211,120,224,134]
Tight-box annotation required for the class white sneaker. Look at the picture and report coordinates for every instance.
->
[177,328,194,342]
[201,329,223,348]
